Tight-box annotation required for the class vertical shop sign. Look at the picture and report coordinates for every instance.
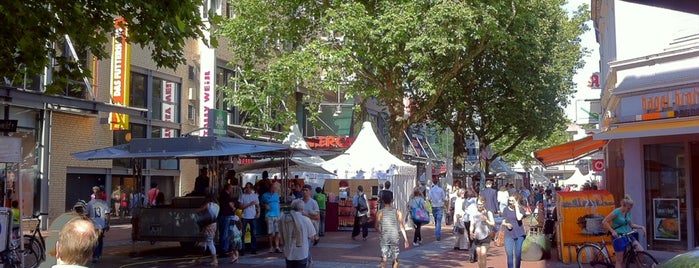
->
[109,17,131,130]
[161,81,176,138]
[208,109,227,137]
[198,1,219,137]
[653,198,680,241]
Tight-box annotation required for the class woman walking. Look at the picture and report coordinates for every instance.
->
[407,187,426,246]
[469,195,494,268]
[195,194,220,266]
[453,189,468,250]
[502,193,527,268]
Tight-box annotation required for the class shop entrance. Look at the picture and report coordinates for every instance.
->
[690,142,699,247]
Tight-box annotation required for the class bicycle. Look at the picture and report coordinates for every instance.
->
[21,213,47,268]
[576,230,658,268]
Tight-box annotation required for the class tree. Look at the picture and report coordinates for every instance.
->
[217,0,520,155]
[427,1,589,172]
[0,1,210,93]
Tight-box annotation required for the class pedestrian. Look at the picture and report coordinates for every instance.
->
[470,195,495,268]
[497,185,509,214]
[480,178,498,215]
[192,167,210,196]
[111,186,122,217]
[602,194,647,268]
[228,215,243,263]
[87,188,110,263]
[238,182,259,255]
[52,217,99,268]
[90,186,106,201]
[427,177,447,241]
[129,188,147,215]
[407,187,426,246]
[351,185,369,241]
[262,182,282,253]
[147,183,159,207]
[463,189,479,262]
[453,189,468,250]
[313,187,327,237]
[280,199,316,268]
[502,192,528,268]
[217,183,236,257]
[193,193,219,266]
[374,191,409,268]
[378,181,392,210]
[301,184,320,266]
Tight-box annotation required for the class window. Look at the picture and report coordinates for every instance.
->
[130,73,147,108]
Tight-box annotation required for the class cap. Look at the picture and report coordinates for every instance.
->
[73,200,88,212]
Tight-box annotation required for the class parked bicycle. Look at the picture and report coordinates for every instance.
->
[577,230,658,268]
[22,213,46,267]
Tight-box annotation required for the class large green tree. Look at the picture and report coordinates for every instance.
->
[428,1,589,172]
[0,0,210,92]
[218,0,522,154]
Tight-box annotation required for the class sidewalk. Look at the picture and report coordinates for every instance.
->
[54,220,677,268]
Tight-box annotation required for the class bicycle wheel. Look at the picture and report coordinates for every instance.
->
[626,251,658,268]
[22,236,42,268]
[577,244,610,268]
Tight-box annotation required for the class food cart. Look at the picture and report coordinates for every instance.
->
[556,190,615,264]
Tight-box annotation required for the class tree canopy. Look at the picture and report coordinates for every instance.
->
[0,0,210,93]
[217,0,588,160]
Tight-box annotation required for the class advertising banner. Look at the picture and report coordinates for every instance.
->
[653,198,680,241]
[161,81,176,138]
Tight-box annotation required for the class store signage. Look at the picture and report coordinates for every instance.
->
[306,136,354,149]
[641,88,699,113]
[592,159,605,172]
[208,109,227,137]
[653,198,680,241]
[588,72,600,89]
[109,17,131,130]
[0,120,17,132]
[161,81,176,138]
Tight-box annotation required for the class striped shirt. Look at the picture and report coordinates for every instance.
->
[378,207,399,245]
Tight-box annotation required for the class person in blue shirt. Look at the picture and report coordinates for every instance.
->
[262,183,282,253]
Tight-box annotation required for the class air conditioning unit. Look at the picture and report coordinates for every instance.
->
[188,87,197,101]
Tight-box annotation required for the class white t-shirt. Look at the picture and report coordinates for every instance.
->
[239,193,259,219]
[87,199,110,230]
[428,185,446,208]
[283,211,316,261]
[303,198,320,231]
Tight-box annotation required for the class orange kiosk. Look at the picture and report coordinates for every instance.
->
[556,190,616,264]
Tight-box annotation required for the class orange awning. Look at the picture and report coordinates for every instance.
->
[533,136,607,167]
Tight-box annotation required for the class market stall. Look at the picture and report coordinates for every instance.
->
[322,122,417,230]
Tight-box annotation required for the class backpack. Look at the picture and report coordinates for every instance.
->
[356,193,368,213]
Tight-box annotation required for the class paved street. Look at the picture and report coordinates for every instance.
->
[38,219,678,268]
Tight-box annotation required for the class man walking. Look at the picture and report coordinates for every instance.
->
[351,185,369,241]
[428,177,447,241]
[480,178,498,215]
[280,199,316,268]
[87,188,110,263]
[238,182,259,255]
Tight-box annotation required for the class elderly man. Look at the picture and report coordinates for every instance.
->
[280,199,316,268]
[53,217,99,267]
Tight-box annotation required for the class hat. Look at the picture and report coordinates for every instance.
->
[73,200,88,212]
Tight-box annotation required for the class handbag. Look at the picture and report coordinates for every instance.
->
[196,204,216,230]
[411,200,430,224]
[493,225,506,247]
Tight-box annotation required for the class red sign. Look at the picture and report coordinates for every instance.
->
[306,136,354,149]
[592,159,605,172]
[588,72,600,89]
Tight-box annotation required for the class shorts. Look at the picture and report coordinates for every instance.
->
[475,237,491,247]
[266,216,280,234]
[380,243,400,260]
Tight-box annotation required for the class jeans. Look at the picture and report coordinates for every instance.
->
[218,215,234,252]
[93,230,104,259]
[319,210,326,235]
[285,258,308,268]
[504,235,525,268]
[432,207,444,239]
[413,222,422,243]
[242,218,258,252]
[352,215,368,238]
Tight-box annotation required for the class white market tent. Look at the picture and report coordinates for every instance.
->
[322,122,417,213]
[561,168,591,188]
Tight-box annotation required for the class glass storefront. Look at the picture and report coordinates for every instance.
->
[644,143,686,251]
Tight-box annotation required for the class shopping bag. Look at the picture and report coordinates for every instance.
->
[412,207,430,224]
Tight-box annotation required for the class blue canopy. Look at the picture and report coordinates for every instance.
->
[71,136,293,160]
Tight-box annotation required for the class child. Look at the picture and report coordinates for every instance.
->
[374,191,409,268]
[229,215,243,263]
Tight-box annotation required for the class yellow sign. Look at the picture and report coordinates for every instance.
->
[109,17,131,130]
[556,190,615,264]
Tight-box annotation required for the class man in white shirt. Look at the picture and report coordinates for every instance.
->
[280,199,316,268]
[87,188,110,263]
[428,178,447,241]
[238,182,260,255]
